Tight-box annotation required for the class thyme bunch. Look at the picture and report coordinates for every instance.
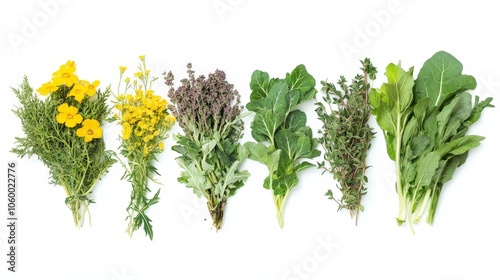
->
[316,58,377,224]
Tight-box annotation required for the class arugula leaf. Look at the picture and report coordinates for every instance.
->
[371,51,493,229]
[415,51,476,107]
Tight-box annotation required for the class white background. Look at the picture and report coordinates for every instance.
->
[1,1,500,280]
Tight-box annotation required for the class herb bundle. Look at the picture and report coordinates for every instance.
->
[370,51,494,229]
[114,56,176,239]
[11,60,115,227]
[164,63,249,231]
[244,65,320,227]
[316,58,377,224]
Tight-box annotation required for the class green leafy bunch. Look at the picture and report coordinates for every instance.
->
[164,63,249,231]
[370,51,494,230]
[11,63,115,228]
[316,58,377,224]
[244,64,321,228]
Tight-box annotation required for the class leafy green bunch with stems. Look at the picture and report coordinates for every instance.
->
[11,60,115,227]
[316,58,377,225]
[114,56,176,239]
[370,51,494,231]
[244,64,321,228]
[164,63,249,231]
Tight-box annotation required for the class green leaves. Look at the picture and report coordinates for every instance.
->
[415,51,476,107]
[370,50,494,228]
[245,64,319,227]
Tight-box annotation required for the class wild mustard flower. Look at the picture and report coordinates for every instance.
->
[114,56,175,240]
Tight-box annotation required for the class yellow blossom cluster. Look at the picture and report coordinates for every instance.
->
[115,56,175,156]
[37,60,100,103]
[37,60,103,142]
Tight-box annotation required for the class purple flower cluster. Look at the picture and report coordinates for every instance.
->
[165,63,243,137]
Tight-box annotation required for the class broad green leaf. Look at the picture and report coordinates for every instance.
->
[244,142,270,165]
[438,153,468,184]
[413,97,430,127]
[201,138,217,155]
[275,129,311,162]
[246,98,271,113]
[436,135,484,157]
[219,161,249,196]
[249,70,270,100]
[415,51,476,107]
[285,110,306,132]
[250,109,283,144]
[414,151,440,188]
[409,135,431,159]
[176,158,209,198]
[273,173,299,196]
[268,81,289,117]
[284,89,301,117]
[294,161,315,173]
[436,92,472,144]
[285,64,316,94]
[385,63,414,113]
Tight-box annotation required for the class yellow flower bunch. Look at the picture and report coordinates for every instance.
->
[37,60,101,103]
[12,60,115,228]
[114,56,175,239]
[116,89,175,155]
[38,60,103,142]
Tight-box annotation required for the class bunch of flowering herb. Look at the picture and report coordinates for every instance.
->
[114,56,176,240]
[11,60,115,227]
[164,63,249,231]
[316,58,377,224]
[244,65,321,228]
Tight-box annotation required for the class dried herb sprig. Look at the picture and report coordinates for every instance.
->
[164,63,249,231]
[315,58,377,224]
[114,56,176,240]
[11,61,115,227]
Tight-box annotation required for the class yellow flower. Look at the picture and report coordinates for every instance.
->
[56,103,83,128]
[139,55,145,61]
[77,119,103,142]
[124,77,130,84]
[68,83,87,103]
[134,71,143,78]
[52,60,78,87]
[37,82,59,96]
[119,66,127,74]
[158,142,164,150]
[81,80,100,97]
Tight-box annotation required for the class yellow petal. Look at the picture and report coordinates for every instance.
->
[58,103,69,113]
[67,106,79,115]
[56,113,67,124]
[73,114,83,124]
[66,119,77,128]
[84,135,93,142]
[93,127,103,139]
[76,127,85,137]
